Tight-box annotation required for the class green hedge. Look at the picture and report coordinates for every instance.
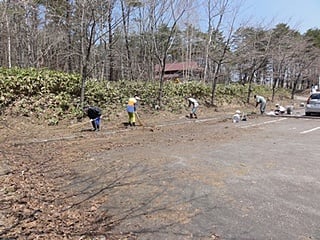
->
[0,67,288,125]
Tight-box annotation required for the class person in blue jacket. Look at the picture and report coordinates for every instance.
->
[126,95,140,126]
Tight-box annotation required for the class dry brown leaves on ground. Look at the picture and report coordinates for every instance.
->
[0,122,136,240]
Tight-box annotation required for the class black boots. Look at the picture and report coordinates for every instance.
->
[189,113,198,119]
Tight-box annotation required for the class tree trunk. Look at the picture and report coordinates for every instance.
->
[204,31,213,83]
[80,8,95,107]
[80,6,86,108]
[246,71,255,104]
[108,6,114,81]
[5,11,12,68]
[210,63,220,106]
[158,58,166,107]
[121,0,134,81]
[271,77,278,102]
[291,73,301,100]
[66,1,73,73]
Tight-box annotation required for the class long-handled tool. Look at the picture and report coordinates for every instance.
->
[68,119,92,129]
[135,112,144,126]
[134,112,156,131]
[69,116,102,129]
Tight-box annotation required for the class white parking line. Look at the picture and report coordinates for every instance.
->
[300,126,320,134]
[157,117,219,127]
[239,118,287,128]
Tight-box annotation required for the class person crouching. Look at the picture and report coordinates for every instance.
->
[186,97,199,119]
[83,106,102,131]
[274,104,286,115]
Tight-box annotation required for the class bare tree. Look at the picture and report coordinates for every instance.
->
[147,0,190,107]
[2,1,12,68]
[75,0,118,106]
[269,24,295,101]
[0,0,41,68]
[232,27,273,103]
[202,0,244,105]
[120,0,143,81]
[268,24,320,100]
[287,36,319,99]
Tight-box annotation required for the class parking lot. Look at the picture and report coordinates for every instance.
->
[2,108,320,240]
[64,113,320,240]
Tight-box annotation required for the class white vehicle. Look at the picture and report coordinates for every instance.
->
[305,92,320,116]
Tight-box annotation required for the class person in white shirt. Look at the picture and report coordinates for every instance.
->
[274,104,286,115]
[232,110,241,123]
[186,97,199,119]
[254,95,266,114]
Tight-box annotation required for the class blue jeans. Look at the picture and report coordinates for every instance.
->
[91,117,101,130]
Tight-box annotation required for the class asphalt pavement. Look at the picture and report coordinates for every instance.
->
[67,107,320,240]
[194,116,320,239]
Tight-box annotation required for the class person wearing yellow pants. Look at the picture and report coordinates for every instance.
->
[126,95,140,126]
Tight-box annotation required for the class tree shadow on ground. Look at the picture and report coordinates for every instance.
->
[0,126,221,239]
[61,158,221,239]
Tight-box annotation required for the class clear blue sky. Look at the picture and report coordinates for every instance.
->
[242,0,320,33]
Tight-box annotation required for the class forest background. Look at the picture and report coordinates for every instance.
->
[0,0,320,123]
